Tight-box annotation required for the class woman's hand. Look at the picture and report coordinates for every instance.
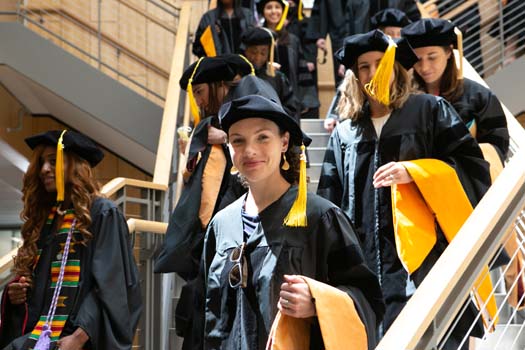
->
[323,117,338,133]
[7,276,31,305]
[57,327,89,350]
[278,275,316,319]
[373,161,413,188]
[207,126,227,145]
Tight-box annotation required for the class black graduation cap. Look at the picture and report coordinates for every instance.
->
[335,29,418,70]
[401,18,457,49]
[179,54,254,91]
[220,75,310,146]
[241,27,277,47]
[371,8,412,29]
[256,0,286,13]
[25,130,104,167]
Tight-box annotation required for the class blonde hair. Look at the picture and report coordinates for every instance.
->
[337,61,413,121]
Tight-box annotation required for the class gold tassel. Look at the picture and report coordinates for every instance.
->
[298,0,303,21]
[454,26,464,80]
[56,130,67,202]
[276,0,289,32]
[284,144,307,227]
[261,27,276,77]
[238,54,256,76]
[364,38,397,106]
[187,57,205,125]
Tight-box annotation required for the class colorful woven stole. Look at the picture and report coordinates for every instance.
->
[24,208,82,350]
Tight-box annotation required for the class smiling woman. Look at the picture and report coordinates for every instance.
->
[0,130,142,350]
[194,75,384,350]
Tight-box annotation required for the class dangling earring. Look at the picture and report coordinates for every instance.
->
[230,165,239,175]
[281,153,290,171]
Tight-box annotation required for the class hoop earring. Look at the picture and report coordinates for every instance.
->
[230,165,239,175]
[281,153,290,171]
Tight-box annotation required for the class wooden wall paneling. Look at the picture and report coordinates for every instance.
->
[117,52,148,97]
[61,19,93,64]
[146,69,169,102]
[61,0,91,22]
[90,0,118,22]
[99,40,120,80]
[118,2,147,57]
[0,0,18,22]
[317,35,336,118]
[146,19,175,72]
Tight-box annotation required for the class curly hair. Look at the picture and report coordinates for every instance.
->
[337,61,413,121]
[14,146,101,278]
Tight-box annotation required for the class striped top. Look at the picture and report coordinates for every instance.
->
[241,207,260,240]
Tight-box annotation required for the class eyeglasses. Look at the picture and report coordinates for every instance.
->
[229,242,248,289]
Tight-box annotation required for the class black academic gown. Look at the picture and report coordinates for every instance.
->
[154,116,245,350]
[449,78,509,161]
[202,186,385,350]
[368,0,421,22]
[273,30,320,111]
[317,94,491,332]
[0,198,142,350]
[193,6,256,57]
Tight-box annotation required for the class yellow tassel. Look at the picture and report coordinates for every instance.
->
[261,27,276,77]
[454,26,464,80]
[284,144,307,227]
[364,38,397,106]
[276,0,289,32]
[238,54,256,76]
[298,0,303,21]
[187,57,205,125]
[56,130,67,202]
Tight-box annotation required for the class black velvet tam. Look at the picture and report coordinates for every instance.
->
[219,75,310,146]
[25,130,104,166]
[371,8,412,29]
[335,29,419,70]
[256,0,286,13]
[179,54,253,90]
[401,18,457,49]
[241,27,276,47]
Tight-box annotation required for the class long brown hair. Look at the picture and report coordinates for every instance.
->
[14,146,101,277]
[338,61,412,121]
[412,46,464,103]
[202,80,237,117]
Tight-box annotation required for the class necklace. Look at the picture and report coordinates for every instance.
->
[55,204,66,216]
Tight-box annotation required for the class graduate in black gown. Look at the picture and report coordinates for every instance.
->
[402,18,510,161]
[317,30,491,339]
[0,130,142,350]
[154,55,253,350]
[258,0,320,116]
[306,0,370,85]
[240,26,300,121]
[193,0,256,57]
[197,75,384,349]
[370,8,412,39]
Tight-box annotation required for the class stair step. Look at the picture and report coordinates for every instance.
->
[307,132,330,148]
[300,119,325,134]
[474,324,525,350]
[307,147,327,164]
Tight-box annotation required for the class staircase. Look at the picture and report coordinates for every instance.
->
[301,119,330,193]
